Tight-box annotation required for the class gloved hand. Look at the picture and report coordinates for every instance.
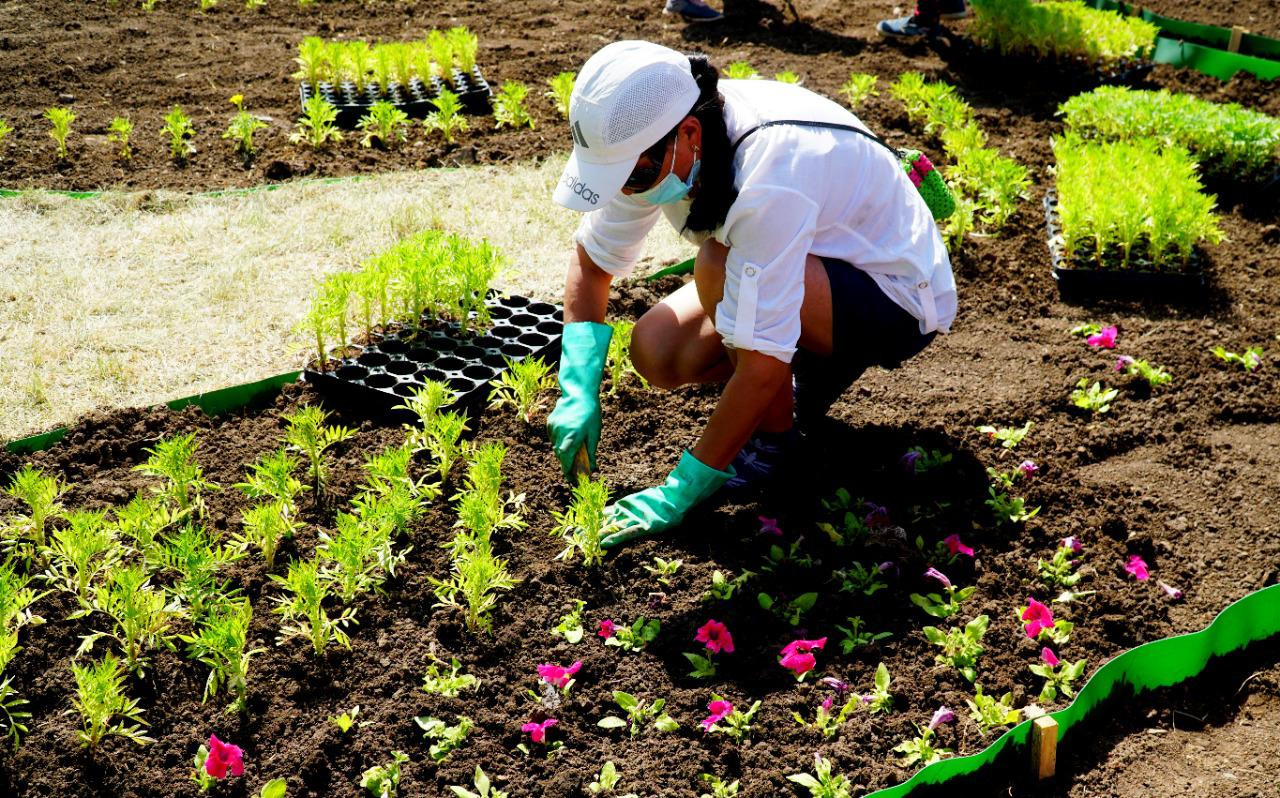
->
[547,321,613,479]
[600,450,734,550]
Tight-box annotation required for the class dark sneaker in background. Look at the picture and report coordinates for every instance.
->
[940,0,969,19]
[876,14,942,38]
[664,0,725,23]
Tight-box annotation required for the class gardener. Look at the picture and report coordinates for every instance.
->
[547,41,956,549]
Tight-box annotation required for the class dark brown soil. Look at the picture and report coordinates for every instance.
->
[2,2,1280,797]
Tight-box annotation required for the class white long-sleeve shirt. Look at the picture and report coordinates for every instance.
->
[574,78,957,363]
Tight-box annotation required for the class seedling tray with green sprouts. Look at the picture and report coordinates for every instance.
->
[304,294,563,422]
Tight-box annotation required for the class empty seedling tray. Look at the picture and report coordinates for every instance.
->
[303,294,563,422]
[1043,191,1208,303]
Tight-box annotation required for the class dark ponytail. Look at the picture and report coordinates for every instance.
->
[684,55,736,235]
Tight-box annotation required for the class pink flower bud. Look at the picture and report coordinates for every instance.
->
[1041,647,1060,667]
[944,534,974,557]
[1158,580,1183,600]
[1124,555,1150,581]
[928,706,955,730]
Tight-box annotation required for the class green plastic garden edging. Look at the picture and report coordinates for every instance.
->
[1089,0,1280,79]
[3,370,299,456]
[866,582,1280,797]
[4,370,1279,797]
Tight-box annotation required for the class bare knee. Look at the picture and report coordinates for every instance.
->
[630,312,682,390]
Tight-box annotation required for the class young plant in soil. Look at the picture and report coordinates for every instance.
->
[0,677,31,751]
[598,691,679,737]
[431,538,516,634]
[923,614,989,682]
[833,560,887,596]
[162,105,196,163]
[147,522,241,622]
[76,564,177,677]
[236,446,308,509]
[1038,538,1083,592]
[360,441,436,501]
[546,72,575,118]
[722,61,758,79]
[1069,378,1118,414]
[699,774,740,797]
[968,0,1158,66]
[448,26,479,77]
[283,405,357,500]
[702,568,752,602]
[965,685,1021,734]
[551,599,587,643]
[864,662,894,713]
[892,716,954,766]
[42,509,122,606]
[414,715,473,761]
[111,495,175,557]
[134,432,219,521]
[427,30,456,80]
[985,485,1039,525]
[977,420,1032,449]
[493,81,534,130]
[787,754,853,798]
[69,652,153,753]
[179,597,261,713]
[1030,648,1087,701]
[601,616,660,651]
[702,696,760,741]
[1211,345,1264,372]
[4,464,68,554]
[421,654,479,696]
[317,512,402,603]
[774,71,802,84]
[1115,355,1172,387]
[757,591,818,626]
[488,355,555,423]
[0,558,43,632]
[290,95,343,149]
[0,119,11,148]
[331,705,361,734]
[450,766,508,798]
[835,616,891,653]
[44,106,74,160]
[107,116,133,161]
[793,692,861,738]
[360,750,409,798]
[224,94,267,162]
[645,555,682,586]
[838,72,878,109]
[552,475,610,567]
[606,320,649,395]
[270,558,356,654]
[359,101,410,149]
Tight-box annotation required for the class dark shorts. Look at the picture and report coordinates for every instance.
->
[791,257,936,424]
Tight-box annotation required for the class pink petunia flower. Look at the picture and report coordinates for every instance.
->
[1061,536,1082,553]
[821,696,834,713]
[1018,460,1039,476]
[597,619,616,639]
[943,534,975,558]
[695,620,735,655]
[924,567,952,591]
[536,661,582,690]
[1086,325,1118,349]
[928,706,956,731]
[1158,580,1183,600]
[521,718,557,744]
[820,676,851,696]
[1021,597,1055,639]
[204,734,244,779]
[1125,555,1150,581]
[779,638,827,679]
[1041,647,1060,667]
[1115,355,1136,372]
[701,699,733,731]
[757,515,783,536]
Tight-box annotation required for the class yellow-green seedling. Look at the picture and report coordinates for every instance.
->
[421,654,480,697]
[415,715,474,762]
[146,522,241,623]
[835,615,891,654]
[107,116,133,161]
[597,691,679,738]
[864,661,894,713]
[985,485,1039,525]
[452,442,525,549]
[1029,648,1087,702]
[68,652,153,754]
[4,464,69,553]
[787,754,853,798]
[601,616,660,652]
[1114,355,1172,387]
[360,750,409,798]
[449,766,508,798]
[448,26,479,74]
[0,119,12,147]
[290,94,343,149]
[134,432,219,520]
[488,355,555,424]
[546,71,575,119]
[44,106,74,160]
[179,596,261,713]
[359,100,410,149]
[0,677,31,751]
[270,557,356,655]
[969,0,1157,66]
[493,80,534,129]
[922,614,988,682]
[428,29,456,76]
[1211,345,1264,372]
[346,41,372,92]
[773,70,802,84]
[42,510,122,605]
[283,405,357,498]
[976,420,1032,449]
[552,475,610,568]
[236,501,299,570]
[76,564,177,678]
[702,569,752,602]
[245,0,266,10]
[551,599,587,643]
[0,558,43,633]
[839,72,878,109]
[424,89,469,144]
[330,705,362,734]
[359,441,436,501]
[588,761,630,795]
[792,691,862,738]
[644,555,681,587]
[757,591,818,626]
[606,320,649,395]
[235,448,309,513]
[162,104,196,163]
[224,94,267,160]
[317,511,402,603]
[293,36,330,87]
[721,60,758,80]
[891,716,954,767]
[965,685,1021,734]
[1069,377,1118,414]
[909,567,975,619]
[110,495,176,556]
[431,543,516,634]
[699,773,740,797]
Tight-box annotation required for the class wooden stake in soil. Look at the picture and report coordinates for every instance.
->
[1229,25,1249,53]
[1030,715,1059,779]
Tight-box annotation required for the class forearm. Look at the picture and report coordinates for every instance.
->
[564,243,614,324]
[691,349,791,471]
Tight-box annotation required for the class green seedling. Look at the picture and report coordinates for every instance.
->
[722,61,758,79]
[1030,655,1087,702]
[318,512,402,603]
[922,614,989,682]
[787,754,853,798]
[331,705,363,733]
[1069,377,1118,414]
[293,36,330,87]
[42,510,122,605]
[4,464,68,552]
[606,320,649,394]
[588,761,638,796]
[0,119,12,148]
[644,556,682,586]
[986,486,1040,524]
[109,495,173,557]
[702,569,752,602]
[1038,542,1082,591]
[943,195,977,250]
[260,779,287,798]
[838,72,878,109]
[427,29,455,76]
[236,446,308,510]
[597,691,679,738]
[793,694,861,738]
[493,80,534,129]
[892,723,953,767]
[283,405,357,499]
[290,94,343,148]
[162,105,196,162]
[414,715,473,761]
[909,571,976,619]
[684,650,717,680]
[107,116,133,161]
[488,355,555,423]
[359,100,410,149]
[704,697,761,742]
[901,445,952,474]
[180,597,261,713]
[977,420,1032,449]
[835,616,891,654]
[448,26,479,74]
[757,591,818,626]
[360,750,409,798]
[422,89,469,143]
[833,561,888,597]
[0,629,15,676]
[546,71,575,118]
[1115,356,1172,387]
[699,774,740,797]
[421,655,479,697]
[68,653,153,754]
[551,599,586,643]
[965,685,1021,734]
[552,475,610,568]
[0,677,31,751]
[147,522,241,623]
[431,545,516,635]
[420,410,470,483]
[604,617,660,652]
[969,0,1158,66]
[0,558,44,631]
[865,661,894,713]
[270,558,356,655]
[134,431,219,520]
[76,564,177,678]
[224,94,267,159]
[360,442,435,501]
[237,501,299,571]
[773,70,802,84]
[44,106,74,160]
[1211,345,1264,372]
[450,766,508,798]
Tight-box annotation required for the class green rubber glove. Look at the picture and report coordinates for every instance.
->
[547,321,613,478]
[600,450,734,550]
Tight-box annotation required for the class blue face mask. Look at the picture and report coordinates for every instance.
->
[633,139,701,206]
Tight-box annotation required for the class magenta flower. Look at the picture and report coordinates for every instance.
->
[701,699,733,731]
[779,637,828,679]
[597,619,616,639]
[521,718,557,744]
[1041,647,1060,667]
[537,661,582,690]
[204,734,244,779]
[821,695,834,712]
[1125,555,1150,581]
[1115,355,1135,372]
[924,567,952,591]
[1061,536,1082,553]
[900,450,922,473]
[1158,580,1183,600]
[1086,325,1118,348]
[820,676,851,696]
[1018,460,1038,476]
[1021,597,1055,639]
[943,534,974,558]
[928,706,956,730]
[864,503,890,528]
[695,620,735,654]
[758,515,782,536]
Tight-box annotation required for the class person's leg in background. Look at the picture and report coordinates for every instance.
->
[877,0,967,38]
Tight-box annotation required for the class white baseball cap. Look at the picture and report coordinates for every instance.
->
[552,41,701,212]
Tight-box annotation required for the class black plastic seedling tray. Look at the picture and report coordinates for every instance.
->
[303,294,563,423]
[299,67,493,130]
[1043,191,1207,303]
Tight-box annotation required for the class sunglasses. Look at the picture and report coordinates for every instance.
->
[623,135,674,191]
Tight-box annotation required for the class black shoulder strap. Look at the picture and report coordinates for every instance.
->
[730,119,897,158]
